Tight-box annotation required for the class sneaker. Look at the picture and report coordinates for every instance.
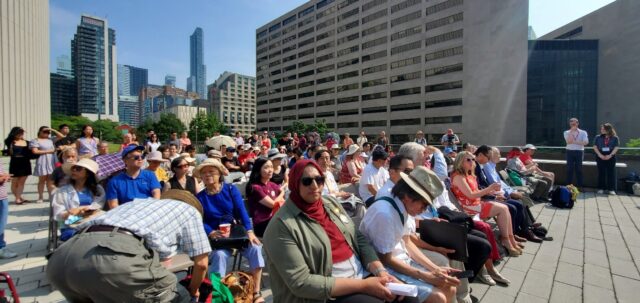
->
[597,190,604,194]
[0,248,17,259]
[476,267,496,286]
[608,191,616,195]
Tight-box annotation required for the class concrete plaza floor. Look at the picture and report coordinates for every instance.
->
[1,161,640,302]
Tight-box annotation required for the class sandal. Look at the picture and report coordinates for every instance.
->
[253,291,265,303]
[14,200,24,205]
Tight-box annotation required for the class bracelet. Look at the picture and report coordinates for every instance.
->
[371,267,387,276]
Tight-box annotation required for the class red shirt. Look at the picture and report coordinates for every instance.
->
[519,154,533,165]
[261,139,271,149]
[238,153,256,166]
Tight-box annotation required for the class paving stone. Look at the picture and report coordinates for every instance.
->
[481,288,516,303]
[549,282,582,303]
[584,283,616,303]
[486,267,526,298]
[584,263,613,290]
[505,252,534,272]
[585,237,606,252]
[520,269,554,299]
[613,274,640,303]
[584,248,610,268]
[559,247,584,266]
[514,291,546,303]
[609,258,640,280]
[554,261,583,287]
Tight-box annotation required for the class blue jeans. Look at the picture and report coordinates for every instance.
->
[209,243,265,275]
[0,199,8,248]
[566,150,584,187]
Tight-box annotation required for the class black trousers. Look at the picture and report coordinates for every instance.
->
[596,157,617,191]
[465,229,492,280]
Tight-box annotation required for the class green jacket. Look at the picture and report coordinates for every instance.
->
[263,196,379,303]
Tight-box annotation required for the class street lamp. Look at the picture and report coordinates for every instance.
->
[195,125,199,152]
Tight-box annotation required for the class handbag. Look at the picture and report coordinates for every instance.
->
[222,271,255,303]
[436,206,474,233]
[209,223,249,250]
[507,170,524,186]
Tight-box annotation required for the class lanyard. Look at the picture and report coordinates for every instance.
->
[604,137,610,146]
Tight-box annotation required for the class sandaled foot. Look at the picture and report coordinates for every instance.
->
[14,200,24,205]
[253,291,265,303]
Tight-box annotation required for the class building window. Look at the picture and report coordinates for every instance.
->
[362,36,387,49]
[316,75,336,84]
[361,8,388,24]
[338,0,359,9]
[283,64,296,73]
[390,71,421,83]
[390,87,421,97]
[283,115,296,121]
[298,16,314,28]
[282,83,297,91]
[298,59,314,68]
[362,106,387,113]
[426,0,463,16]
[362,120,387,127]
[390,10,421,27]
[337,70,359,80]
[362,22,387,36]
[317,64,336,73]
[257,29,268,39]
[283,54,297,63]
[283,105,296,111]
[269,107,282,113]
[337,32,360,45]
[298,27,315,38]
[283,15,297,26]
[391,0,421,13]
[425,98,462,108]
[425,12,463,31]
[362,0,387,12]
[425,46,463,61]
[338,96,359,104]
[390,56,421,69]
[424,80,463,92]
[316,53,335,63]
[282,94,296,101]
[337,82,359,92]
[316,87,335,95]
[316,17,336,30]
[390,118,420,126]
[390,40,421,55]
[338,122,360,128]
[337,20,359,33]
[316,0,335,9]
[298,91,315,99]
[425,115,462,124]
[362,63,387,75]
[337,57,360,68]
[298,80,314,88]
[337,109,359,116]
[299,113,314,119]
[316,111,334,117]
[337,7,359,22]
[425,29,463,47]
[282,45,296,54]
[337,45,360,57]
[298,6,315,18]
[299,69,315,78]
[362,50,387,62]
[391,102,421,112]
[362,91,387,101]
[316,41,335,51]
[317,99,336,107]
[316,30,335,41]
[361,78,387,88]
[298,48,314,58]
[298,37,315,48]
[391,25,422,41]
[425,63,463,77]
[298,102,314,109]
[316,5,337,19]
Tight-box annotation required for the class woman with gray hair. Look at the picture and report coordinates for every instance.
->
[397,142,427,167]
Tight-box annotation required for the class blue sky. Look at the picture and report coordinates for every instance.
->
[50,0,615,89]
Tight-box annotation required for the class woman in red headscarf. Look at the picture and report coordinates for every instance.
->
[263,160,410,303]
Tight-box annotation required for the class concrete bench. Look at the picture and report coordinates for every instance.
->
[500,158,627,168]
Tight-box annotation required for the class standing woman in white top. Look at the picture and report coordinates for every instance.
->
[563,118,589,188]
[76,125,99,158]
[146,133,161,153]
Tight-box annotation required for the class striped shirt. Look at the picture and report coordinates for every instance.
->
[80,198,211,259]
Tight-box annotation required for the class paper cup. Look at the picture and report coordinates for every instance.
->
[219,223,231,236]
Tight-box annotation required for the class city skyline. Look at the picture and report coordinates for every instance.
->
[50,0,615,90]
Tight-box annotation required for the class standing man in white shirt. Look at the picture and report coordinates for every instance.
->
[563,118,589,188]
[359,150,389,207]
[357,130,368,147]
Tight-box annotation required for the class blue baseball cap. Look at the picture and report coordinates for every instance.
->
[121,144,145,159]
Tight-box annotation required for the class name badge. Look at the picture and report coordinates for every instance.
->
[602,147,610,152]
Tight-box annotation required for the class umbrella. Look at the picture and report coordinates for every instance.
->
[205,135,236,150]
[93,152,125,180]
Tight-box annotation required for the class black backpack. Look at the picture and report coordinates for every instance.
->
[550,186,574,209]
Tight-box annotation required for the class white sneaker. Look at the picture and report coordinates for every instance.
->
[477,267,496,286]
[0,248,17,259]
[597,190,604,194]
[609,191,616,195]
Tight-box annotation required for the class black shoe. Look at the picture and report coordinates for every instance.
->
[525,230,543,243]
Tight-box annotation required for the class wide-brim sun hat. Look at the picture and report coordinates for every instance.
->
[146,151,167,162]
[193,158,226,179]
[267,148,287,160]
[180,152,196,163]
[62,158,99,176]
[399,166,444,205]
[207,149,222,158]
[331,144,340,149]
[346,144,360,156]
[241,144,252,151]
[160,189,203,216]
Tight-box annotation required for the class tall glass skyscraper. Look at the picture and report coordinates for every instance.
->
[189,27,207,99]
[118,64,148,96]
[72,15,118,121]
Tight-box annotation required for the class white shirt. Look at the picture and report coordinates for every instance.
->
[375,179,395,199]
[234,136,245,146]
[357,136,368,146]
[564,128,589,151]
[358,163,389,202]
[322,170,340,196]
[359,193,414,265]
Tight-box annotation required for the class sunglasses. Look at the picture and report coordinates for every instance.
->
[128,155,144,161]
[404,168,414,174]
[465,158,475,162]
[71,166,84,172]
[301,176,325,187]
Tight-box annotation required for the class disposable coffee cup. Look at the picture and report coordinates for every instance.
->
[219,223,231,236]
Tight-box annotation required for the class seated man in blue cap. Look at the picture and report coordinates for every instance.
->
[106,144,161,209]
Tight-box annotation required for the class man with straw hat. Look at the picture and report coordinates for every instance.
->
[360,166,460,303]
[47,189,211,302]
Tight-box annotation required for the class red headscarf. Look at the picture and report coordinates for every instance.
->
[288,160,353,263]
[506,148,523,160]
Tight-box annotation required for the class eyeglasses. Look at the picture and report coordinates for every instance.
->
[71,166,84,172]
[404,168,414,174]
[128,155,144,161]
[301,176,325,187]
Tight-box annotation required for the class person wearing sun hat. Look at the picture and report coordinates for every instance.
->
[52,158,105,241]
[47,189,211,302]
[106,144,161,209]
[360,166,460,303]
[339,144,365,184]
[144,151,169,188]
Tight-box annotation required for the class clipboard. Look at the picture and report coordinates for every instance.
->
[418,219,468,262]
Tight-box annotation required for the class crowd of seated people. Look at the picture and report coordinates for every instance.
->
[45,130,557,303]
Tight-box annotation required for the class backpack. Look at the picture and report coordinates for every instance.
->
[550,186,575,209]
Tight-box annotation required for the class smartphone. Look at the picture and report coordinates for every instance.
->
[451,270,475,279]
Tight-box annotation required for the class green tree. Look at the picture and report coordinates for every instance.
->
[285,119,332,137]
[92,119,121,142]
[136,118,156,141]
[623,138,640,155]
[188,113,228,143]
[154,113,186,142]
[51,114,120,142]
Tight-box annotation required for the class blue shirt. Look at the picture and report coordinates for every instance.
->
[196,183,253,235]
[594,135,619,156]
[482,162,514,196]
[432,152,449,181]
[77,189,93,206]
[106,170,161,204]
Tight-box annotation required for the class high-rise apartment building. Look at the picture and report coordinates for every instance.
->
[0,0,50,137]
[117,64,148,96]
[208,72,257,134]
[72,15,118,121]
[118,95,140,127]
[189,28,207,99]
[539,0,640,143]
[139,85,200,126]
[56,55,74,78]
[165,75,176,86]
[256,0,527,145]
[51,73,78,116]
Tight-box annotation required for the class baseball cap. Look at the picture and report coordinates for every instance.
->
[121,144,145,159]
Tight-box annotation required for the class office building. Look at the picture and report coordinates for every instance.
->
[139,85,200,125]
[72,15,118,121]
[117,64,148,96]
[149,105,207,130]
[209,72,256,134]
[528,26,537,40]
[165,75,176,86]
[118,95,140,127]
[255,0,528,145]
[539,0,640,143]
[56,55,74,77]
[51,73,78,116]
[0,0,50,137]
[188,27,207,99]
[527,40,598,146]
